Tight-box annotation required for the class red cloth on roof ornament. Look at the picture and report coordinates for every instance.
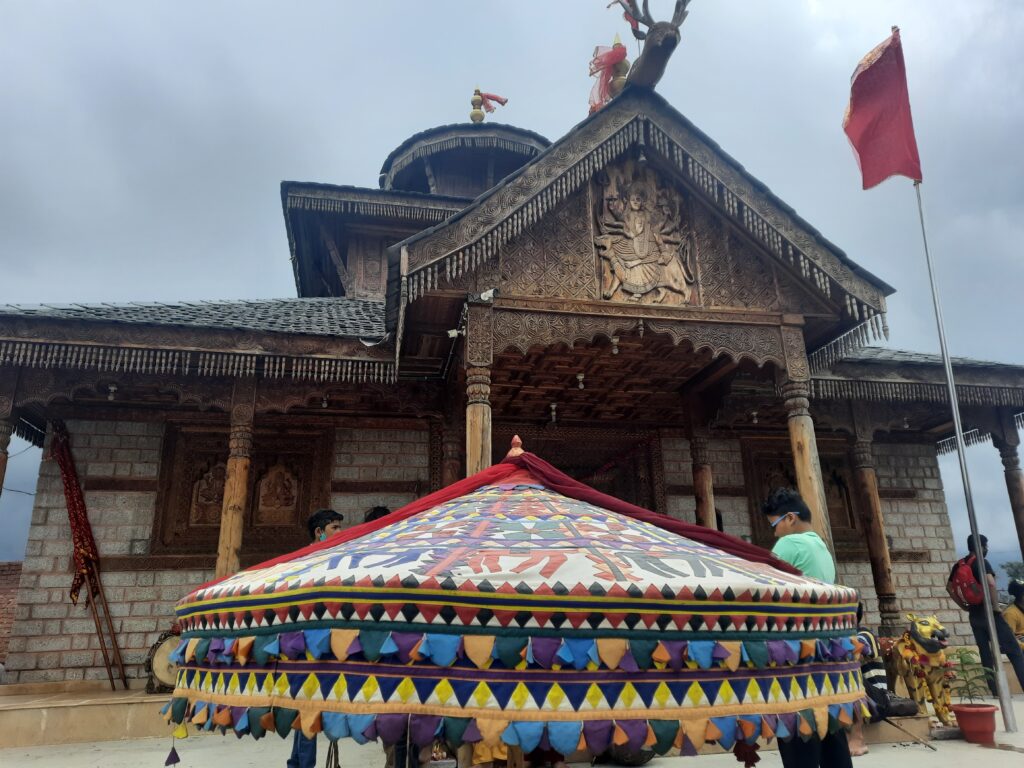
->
[479,92,507,113]
[589,43,628,113]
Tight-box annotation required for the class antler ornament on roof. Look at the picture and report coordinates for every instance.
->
[606,0,693,90]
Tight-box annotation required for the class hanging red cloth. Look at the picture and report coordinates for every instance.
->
[51,420,101,604]
[589,44,628,113]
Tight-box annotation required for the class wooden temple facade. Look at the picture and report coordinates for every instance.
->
[2,87,1024,684]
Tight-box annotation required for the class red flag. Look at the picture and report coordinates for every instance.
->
[843,27,922,189]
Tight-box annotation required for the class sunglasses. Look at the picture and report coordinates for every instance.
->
[769,512,793,529]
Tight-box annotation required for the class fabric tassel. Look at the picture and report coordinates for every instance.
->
[164,745,181,766]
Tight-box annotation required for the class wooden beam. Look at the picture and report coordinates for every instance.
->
[320,224,351,294]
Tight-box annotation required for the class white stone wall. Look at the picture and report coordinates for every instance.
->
[329,426,431,527]
[4,419,212,684]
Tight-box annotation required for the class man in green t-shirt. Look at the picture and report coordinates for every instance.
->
[761,487,836,584]
[760,487,849,768]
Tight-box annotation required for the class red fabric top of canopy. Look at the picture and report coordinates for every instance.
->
[198,451,798,590]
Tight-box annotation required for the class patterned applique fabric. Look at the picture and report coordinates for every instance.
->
[166,457,867,761]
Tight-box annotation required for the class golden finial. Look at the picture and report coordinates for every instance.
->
[505,435,525,458]
[609,35,631,99]
[470,87,485,123]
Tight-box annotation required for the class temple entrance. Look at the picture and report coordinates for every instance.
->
[492,423,662,510]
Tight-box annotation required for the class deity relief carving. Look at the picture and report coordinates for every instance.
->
[189,462,226,526]
[255,463,299,526]
[594,164,697,305]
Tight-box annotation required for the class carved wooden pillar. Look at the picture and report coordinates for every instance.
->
[0,372,14,502]
[215,379,256,579]
[0,419,12,503]
[991,436,1024,561]
[464,303,494,477]
[690,436,716,528]
[780,379,833,550]
[441,420,463,487]
[851,437,899,634]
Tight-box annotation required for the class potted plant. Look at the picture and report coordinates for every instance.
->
[949,647,998,744]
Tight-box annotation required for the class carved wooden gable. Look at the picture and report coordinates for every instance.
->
[496,158,830,317]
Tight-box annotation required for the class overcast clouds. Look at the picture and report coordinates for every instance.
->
[1,1,1022,566]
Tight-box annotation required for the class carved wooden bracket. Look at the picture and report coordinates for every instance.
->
[465,304,494,368]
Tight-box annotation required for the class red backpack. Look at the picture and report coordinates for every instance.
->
[947,554,985,609]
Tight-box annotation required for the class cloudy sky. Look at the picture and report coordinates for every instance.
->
[1,1,1022,568]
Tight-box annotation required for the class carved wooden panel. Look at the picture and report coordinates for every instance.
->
[742,437,861,550]
[348,234,388,299]
[153,423,332,556]
[693,205,826,315]
[254,463,300,526]
[593,161,698,306]
[499,190,597,300]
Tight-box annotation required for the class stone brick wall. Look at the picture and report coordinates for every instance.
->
[660,436,753,540]
[3,419,213,684]
[0,561,23,665]
[329,426,431,526]
[836,442,966,643]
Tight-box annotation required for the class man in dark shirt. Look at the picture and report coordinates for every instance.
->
[954,534,1024,695]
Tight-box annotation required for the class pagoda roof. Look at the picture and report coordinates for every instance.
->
[378,122,551,188]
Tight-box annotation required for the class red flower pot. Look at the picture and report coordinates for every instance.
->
[951,703,998,744]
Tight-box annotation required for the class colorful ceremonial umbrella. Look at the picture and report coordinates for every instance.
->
[164,443,867,764]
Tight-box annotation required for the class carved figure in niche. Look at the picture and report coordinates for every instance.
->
[190,462,226,526]
[595,165,696,305]
[255,463,299,526]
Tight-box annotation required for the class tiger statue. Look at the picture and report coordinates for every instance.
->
[892,613,954,725]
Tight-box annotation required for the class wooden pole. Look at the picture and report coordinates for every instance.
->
[781,380,833,550]
[465,367,492,476]
[690,436,716,528]
[215,380,255,579]
[89,565,128,688]
[86,589,116,691]
[0,419,12,502]
[852,438,899,635]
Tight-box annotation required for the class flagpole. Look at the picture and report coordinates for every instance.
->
[913,180,1017,732]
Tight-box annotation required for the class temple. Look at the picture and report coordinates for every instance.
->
[2,82,1023,686]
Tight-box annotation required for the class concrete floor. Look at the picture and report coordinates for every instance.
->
[3,699,1024,768]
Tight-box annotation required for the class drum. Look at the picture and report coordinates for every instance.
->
[145,631,181,694]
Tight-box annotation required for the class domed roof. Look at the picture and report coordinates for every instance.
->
[379,123,550,198]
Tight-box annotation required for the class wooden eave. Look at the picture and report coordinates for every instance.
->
[811,356,1024,410]
[0,317,395,383]
[388,87,895,345]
